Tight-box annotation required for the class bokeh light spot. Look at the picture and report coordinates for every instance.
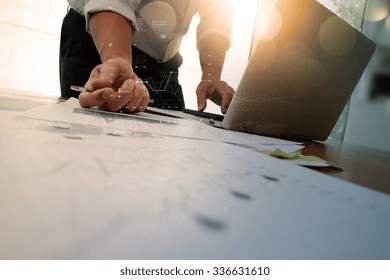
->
[319,16,356,56]
[365,0,390,22]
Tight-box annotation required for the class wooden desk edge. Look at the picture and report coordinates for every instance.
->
[301,140,390,195]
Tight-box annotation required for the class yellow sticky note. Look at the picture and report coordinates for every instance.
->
[265,149,343,170]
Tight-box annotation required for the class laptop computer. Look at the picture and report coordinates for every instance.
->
[221,0,376,141]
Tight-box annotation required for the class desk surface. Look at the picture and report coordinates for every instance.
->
[2,92,389,193]
[302,141,390,195]
[1,93,390,260]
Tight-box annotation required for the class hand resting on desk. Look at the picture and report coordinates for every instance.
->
[196,79,235,114]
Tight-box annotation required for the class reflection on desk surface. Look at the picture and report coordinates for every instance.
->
[0,93,390,259]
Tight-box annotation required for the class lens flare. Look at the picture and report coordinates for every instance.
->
[247,36,277,72]
[254,0,280,39]
[264,9,283,38]
[319,16,357,56]
[365,0,390,22]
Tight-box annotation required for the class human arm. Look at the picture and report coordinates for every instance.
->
[196,0,236,114]
[78,11,149,113]
[196,35,235,114]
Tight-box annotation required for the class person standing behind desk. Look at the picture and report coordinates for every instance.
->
[60,0,236,114]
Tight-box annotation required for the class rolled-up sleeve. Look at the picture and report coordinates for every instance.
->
[69,0,142,33]
[197,0,237,49]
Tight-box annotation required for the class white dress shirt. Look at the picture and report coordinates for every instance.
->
[67,0,236,62]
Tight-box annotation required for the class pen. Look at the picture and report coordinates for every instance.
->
[70,85,93,92]
[70,85,154,104]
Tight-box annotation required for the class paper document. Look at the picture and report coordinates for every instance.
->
[18,98,303,154]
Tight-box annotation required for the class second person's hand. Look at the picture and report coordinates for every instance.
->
[196,79,235,114]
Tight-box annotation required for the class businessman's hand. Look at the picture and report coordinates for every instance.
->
[196,79,235,114]
[78,58,149,113]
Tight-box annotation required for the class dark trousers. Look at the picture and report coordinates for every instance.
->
[59,9,185,110]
